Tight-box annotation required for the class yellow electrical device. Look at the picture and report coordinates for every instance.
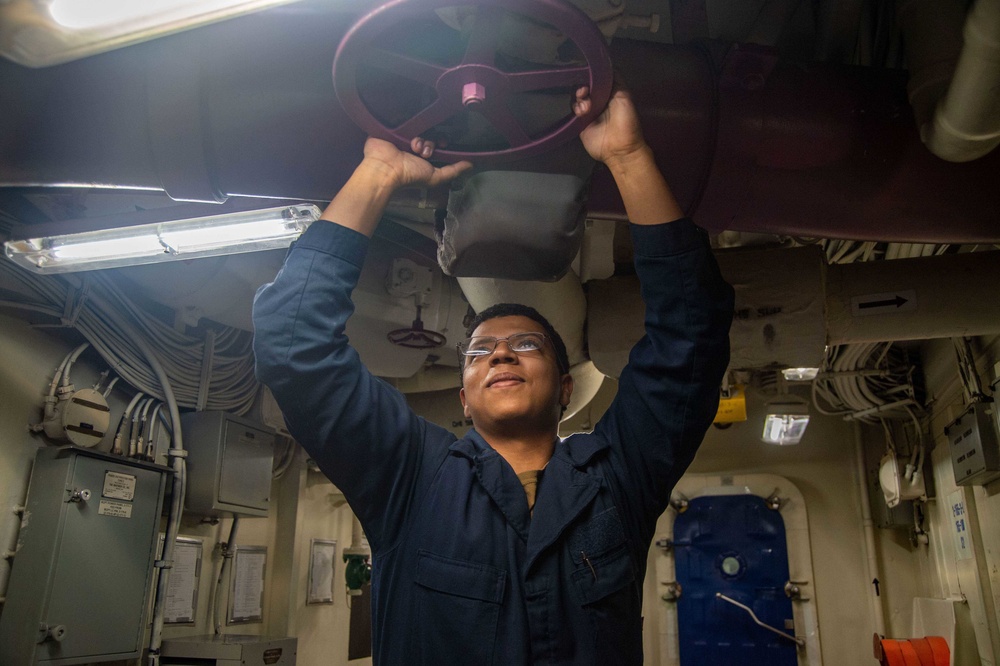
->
[714,386,748,424]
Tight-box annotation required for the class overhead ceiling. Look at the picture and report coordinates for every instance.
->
[0,0,996,243]
[0,0,997,423]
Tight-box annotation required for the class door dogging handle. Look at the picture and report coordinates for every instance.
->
[715,593,805,647]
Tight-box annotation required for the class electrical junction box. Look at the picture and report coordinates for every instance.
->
[160,634,296,665]
[0,446,170,666]
[945,402,1000,486]
[41,388,111,448]
[182,411,275,517]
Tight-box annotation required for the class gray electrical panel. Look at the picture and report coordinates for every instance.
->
[182,411,275,517]
[0,446,170,665]
[945,402,1000,486]
[160,634,296,665]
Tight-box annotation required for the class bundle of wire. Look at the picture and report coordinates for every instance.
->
[0,260,258,414]
[812,342,922,426]
[788,237,950,264]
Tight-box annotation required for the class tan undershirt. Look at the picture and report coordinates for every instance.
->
[517,469,543,516]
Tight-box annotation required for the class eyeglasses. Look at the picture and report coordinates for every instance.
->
[457,332,548,359]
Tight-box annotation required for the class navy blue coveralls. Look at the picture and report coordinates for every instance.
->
[253,217,734,665]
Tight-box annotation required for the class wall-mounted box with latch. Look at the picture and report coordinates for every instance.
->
[182,411,275,517]
[945,402,1000,486]
[0,446,170,665]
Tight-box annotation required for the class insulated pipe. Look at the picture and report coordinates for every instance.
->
[590,247,1000,378]
[588,40,1000,243]
[898,0,1000,162]
[895,0,967,132]
[925,0,1000,161]
[351,514,363,551]
[825,250,1000,345]
[854,422,887,636]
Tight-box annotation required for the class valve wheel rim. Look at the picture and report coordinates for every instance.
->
[333,0,613,164]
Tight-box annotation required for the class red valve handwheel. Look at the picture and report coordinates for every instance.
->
[333,0,613,164]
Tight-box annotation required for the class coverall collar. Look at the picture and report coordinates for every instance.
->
[449,430,609,571]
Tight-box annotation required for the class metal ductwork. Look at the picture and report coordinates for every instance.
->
[1,5,998,245]
[588,247,1000,378]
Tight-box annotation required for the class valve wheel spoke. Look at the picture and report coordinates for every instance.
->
[393,97,460,137]
[479,102,531,147]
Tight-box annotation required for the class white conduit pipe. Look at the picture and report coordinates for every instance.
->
[899,0,1000,161]
[135,335,185,666]
[924,0,1000,161]
[352,514,363,550]
[854,422,887,636]
[214,517,241,635]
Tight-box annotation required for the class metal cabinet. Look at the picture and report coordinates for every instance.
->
[182,411,275,517]
[0,446,170,665]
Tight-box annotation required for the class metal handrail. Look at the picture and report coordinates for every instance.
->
[715,593,806,647]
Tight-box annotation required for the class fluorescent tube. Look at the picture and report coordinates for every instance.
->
[1,0,307,68]
[4,204,321,274]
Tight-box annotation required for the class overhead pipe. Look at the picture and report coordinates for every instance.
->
[898,0,1000,162]
[587,40,1000,243]
[825,249,1000,345]
[588,247,1000,377]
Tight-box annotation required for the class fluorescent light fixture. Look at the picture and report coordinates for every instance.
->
[4,204,321,274]
[781,367,820,381]
[0,0,305,68]
[761,395,810,445]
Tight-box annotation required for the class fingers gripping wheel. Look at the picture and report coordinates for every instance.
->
[333,0,613,164]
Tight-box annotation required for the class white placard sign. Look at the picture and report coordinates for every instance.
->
[102,471,137,500]
[162,536,203,624]
[949,489,974,561]
[308,539,337,605]
[98,499,133,518]
[229,546,267,624]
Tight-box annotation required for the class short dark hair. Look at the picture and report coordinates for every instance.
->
[464,303,570,376]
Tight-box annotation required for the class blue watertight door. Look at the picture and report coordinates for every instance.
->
[673,494,798,665]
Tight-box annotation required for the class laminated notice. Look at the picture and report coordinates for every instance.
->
[99,499,134,518]
[103,471,137,501]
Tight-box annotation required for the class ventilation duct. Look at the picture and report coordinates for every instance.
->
[2,11,999,244]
